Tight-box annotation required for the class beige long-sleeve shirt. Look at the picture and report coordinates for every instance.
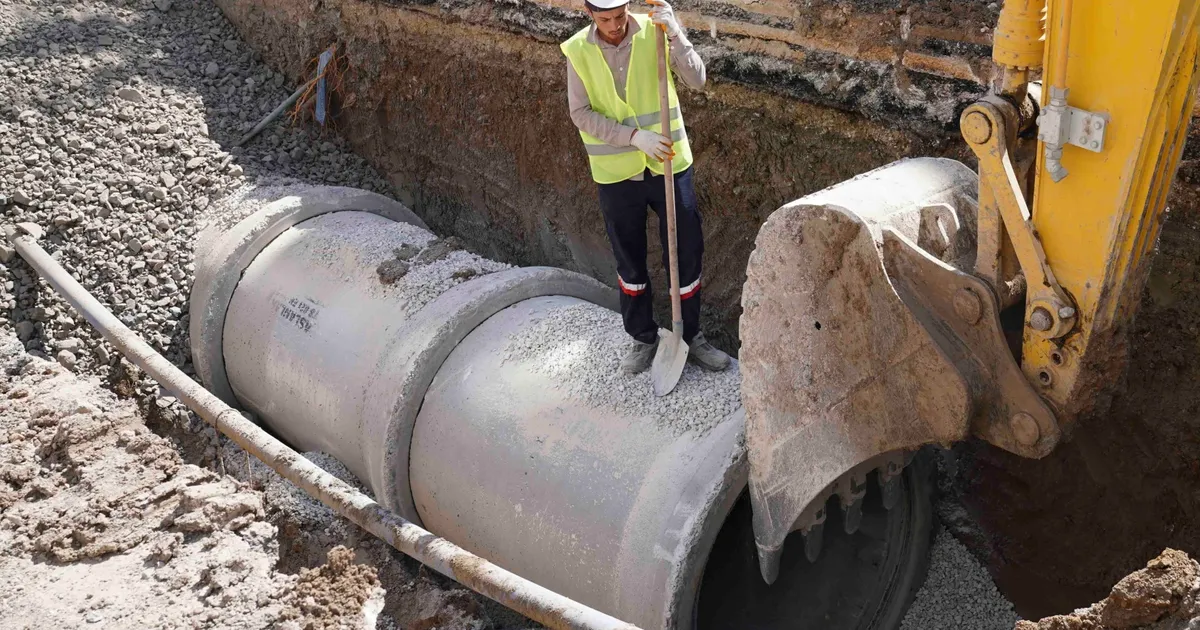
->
[566,16,705,157]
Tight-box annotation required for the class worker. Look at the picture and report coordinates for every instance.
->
[561,0,731,375]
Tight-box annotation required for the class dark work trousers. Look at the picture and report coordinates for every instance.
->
[597,166,703,345]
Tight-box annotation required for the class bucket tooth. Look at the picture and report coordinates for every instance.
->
[804,522,825,563]
[836,470,867,535]
[755,542,783,585]
[881,473,902,511]
[843,500,863,535]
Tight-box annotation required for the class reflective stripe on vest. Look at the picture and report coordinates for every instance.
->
[560,14,694,184]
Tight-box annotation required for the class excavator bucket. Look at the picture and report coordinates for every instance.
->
[739,157,1058,582]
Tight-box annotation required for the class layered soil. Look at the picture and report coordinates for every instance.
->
[213,0,980,351]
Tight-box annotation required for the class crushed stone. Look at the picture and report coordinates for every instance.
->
[502,302,741,437]
[389,249,510,317]
[0,0,392,380]
[288,210,511,318]
[901,527,1020,630]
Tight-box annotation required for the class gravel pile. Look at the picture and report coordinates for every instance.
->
[901,527,1021,630]
[287,211,511,316]
[0,0,391,381]
[502,302,742,436]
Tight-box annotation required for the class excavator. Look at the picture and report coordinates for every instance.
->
[729,0,1200,625]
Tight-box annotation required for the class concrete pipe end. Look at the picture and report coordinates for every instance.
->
[189,184,428,405]
[650,412,750,630]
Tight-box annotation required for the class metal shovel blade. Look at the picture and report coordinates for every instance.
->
[651,328,688,397]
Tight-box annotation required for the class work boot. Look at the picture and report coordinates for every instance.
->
[688,332,731,372]
[621,338,658,375]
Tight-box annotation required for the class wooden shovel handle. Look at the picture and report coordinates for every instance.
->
[656,25,683,329]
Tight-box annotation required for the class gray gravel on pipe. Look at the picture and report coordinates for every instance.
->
[901,527,1020,630]
[502,302,741,437]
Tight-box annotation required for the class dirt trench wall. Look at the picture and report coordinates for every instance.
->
[212,0,983,350]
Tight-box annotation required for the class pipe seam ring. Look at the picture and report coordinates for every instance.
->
[361,265,620,522]
[189,185,429,406]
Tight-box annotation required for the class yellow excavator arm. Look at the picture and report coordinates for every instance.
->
[740,0,1200,581]
[1023,0,1200,421]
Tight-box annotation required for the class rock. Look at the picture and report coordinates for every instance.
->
[57,338,82,351]
[98,35,113,46]
[117,87,145,103]
[56,350,77,370]
[186,157,204,170]
[376,259,409,284]
[15,321,34,341]
[227,165,243,177]
[127,237,142,253]
[204,62,219,78]
[12,190,32,205]
[159,172,177,188]
[95,345,110,364]
[153,0,171,11]
[223,40,238,53]
[152,187,167,201]
[0,244,14,263]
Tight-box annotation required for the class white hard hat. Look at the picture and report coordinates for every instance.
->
[587,0,629,9]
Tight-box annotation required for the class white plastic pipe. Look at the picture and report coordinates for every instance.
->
[6,225,642,630]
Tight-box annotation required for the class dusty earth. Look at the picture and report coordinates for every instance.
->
[0,334,381,629]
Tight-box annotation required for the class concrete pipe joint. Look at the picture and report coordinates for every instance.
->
[190,183,934,629]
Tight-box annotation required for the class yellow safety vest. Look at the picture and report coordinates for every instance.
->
[561,13,694,184]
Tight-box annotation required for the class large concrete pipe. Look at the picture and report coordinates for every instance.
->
[189,167,958,629]
[410,294,745,626]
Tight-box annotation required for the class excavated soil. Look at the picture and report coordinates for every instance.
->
[1014,549,1200,630]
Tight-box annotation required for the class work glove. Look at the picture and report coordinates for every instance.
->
[648,0,682,39]
[631,129,674,162]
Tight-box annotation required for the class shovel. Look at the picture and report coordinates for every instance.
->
[650,22,688,397]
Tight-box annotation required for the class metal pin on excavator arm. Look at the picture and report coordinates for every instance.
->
[741,0,1200,583]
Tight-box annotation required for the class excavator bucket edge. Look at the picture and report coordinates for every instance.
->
[739,157,981,582]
